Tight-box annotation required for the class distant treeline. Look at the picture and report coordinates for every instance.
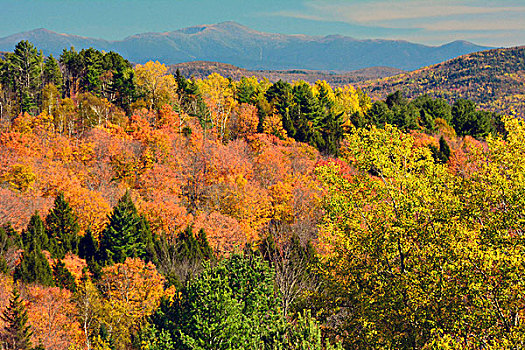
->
[0,41,503,156]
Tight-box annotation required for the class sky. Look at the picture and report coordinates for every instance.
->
[1,0,524,47]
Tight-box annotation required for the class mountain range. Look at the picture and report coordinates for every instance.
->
[0,21,492,71]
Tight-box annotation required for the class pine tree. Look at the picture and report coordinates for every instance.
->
[0,288,33,350]
[21,212,48,251]
[78,227,98,261]
[43,54,63,92]
[99,191,147,265]
[14,239,54,287]
[45,192,80,258]
[53,260,77,292]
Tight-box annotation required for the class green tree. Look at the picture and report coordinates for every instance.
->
[14,239,54,287]
[155,226,214,288]
[52,259,77,292]
[45,192,80,258]
[60,47,83,98]
[99,191,151,265]
[291,81,321,144]
[42,54,62,93]
[4,40,43,113]
[103,51,136,112]
[452,98,477,136]
[430,136,452,164]
[152,254,283,349]
[0,288,33,350]
[0,223,17,273]
[21,212,48,251]
[366,101,394,127]
[279,311,343,350]
[412,95,452,130]
[266,80,295,137]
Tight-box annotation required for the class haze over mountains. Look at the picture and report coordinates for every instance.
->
[0,21,492,71]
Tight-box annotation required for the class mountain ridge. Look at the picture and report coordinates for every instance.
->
[0,21,492,71]
[357,46,525,117]
[169,60,405,85]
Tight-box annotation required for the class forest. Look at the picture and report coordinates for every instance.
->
[360,46,525,118]
[0,40,523,350]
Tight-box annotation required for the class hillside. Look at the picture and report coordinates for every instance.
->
[0,22,490,71]
[358,46,525,116]
[170,61,404,85]
[2,39,525,350]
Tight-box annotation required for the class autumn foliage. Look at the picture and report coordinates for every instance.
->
[0,40,520,349]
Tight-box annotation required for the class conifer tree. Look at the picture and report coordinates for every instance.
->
[99,191,148,265]
[14,239,54,287]
[21,212,48,251]
[45,192,80,258]
[78,227,98,261]
[78,227,103,278]
[0,288,33,350]
[53,260,77,292]
[42,54,63,92]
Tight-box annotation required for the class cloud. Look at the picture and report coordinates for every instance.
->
[422,18,525,32]
[272,0,525,32]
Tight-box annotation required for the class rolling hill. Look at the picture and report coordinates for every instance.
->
[169,61,404,85]
[358,46,525,117]
[0,21,490,71]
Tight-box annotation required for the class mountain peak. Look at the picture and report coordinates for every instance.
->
[175,21,257,35]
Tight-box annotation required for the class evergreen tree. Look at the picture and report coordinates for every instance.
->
[99,191,149,265]
[53,260,77,292]
[60,47,83,98]
[385,90,407,109]
[291,82,321,144]
[367,101,394,127]
[43,54,63,93]
[5,41,43,113]
[45,192,80,258]
[452,98,477,136]
[235,77,257,104]
[21,212,48,251]
[14,238,54,287]
[78,227,103,278]
[439,136,451,162]
[266,80,295,137]
[78,227,98,261]
[0,288,33,350]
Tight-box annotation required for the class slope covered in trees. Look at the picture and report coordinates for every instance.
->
[170,61,404,86]
[359,46,525,117]
[0,40,522,349]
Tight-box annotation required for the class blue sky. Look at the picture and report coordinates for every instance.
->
[2,0,524,47]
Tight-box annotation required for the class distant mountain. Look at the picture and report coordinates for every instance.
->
[358,46,525,117]
[0,22,492,71]
[170,61,405,85]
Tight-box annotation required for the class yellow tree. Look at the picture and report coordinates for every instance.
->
[134,61,177,112]
[197,73,237,139]
[98,258,164,349]
[316,120,525,348]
